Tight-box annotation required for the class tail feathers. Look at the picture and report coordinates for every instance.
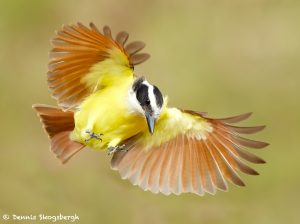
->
[32,104,84,164]
[51,131,84,163]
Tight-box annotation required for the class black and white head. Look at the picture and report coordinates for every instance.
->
[129,77,164,135]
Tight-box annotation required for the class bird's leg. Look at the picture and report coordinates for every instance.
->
[85,130,103,142]
[107,144,127,155]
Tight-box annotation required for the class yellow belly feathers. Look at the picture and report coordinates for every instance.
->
[71,79,147,150]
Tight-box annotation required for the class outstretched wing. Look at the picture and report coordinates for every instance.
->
[48,22,150,110]
[111,108,268,196]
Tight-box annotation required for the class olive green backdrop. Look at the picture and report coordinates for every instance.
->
[0,1,299,223]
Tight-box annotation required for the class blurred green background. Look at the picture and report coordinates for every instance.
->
[0,0,299,223]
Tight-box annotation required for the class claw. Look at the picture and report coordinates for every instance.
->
[85,130,103,142]
[107,144,127,155]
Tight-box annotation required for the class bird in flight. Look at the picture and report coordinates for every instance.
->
[33,23,268,196]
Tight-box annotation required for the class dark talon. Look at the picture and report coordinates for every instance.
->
[85,130,103,142]
[107,144,127,155]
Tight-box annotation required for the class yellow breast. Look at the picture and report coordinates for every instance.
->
[70,77,147,150]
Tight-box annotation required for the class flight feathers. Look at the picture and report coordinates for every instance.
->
[48,23,150,110]
[33,22,268,197]
[32,104,84,163]
[111,110,268,196]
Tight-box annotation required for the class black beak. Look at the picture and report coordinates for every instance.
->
[145,113,155,135]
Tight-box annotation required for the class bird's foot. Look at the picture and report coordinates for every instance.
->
[85,130,103,142]
[107,144,127,155]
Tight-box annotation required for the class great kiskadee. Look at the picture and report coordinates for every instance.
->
[33,23,268,196]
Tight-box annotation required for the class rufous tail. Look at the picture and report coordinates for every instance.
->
[32,104,84,164]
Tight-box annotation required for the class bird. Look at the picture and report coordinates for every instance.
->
[33,22,268,196]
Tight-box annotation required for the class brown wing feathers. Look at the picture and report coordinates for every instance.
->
[34,22,268,196]
[111,112,268,196]
[48,23,150,110]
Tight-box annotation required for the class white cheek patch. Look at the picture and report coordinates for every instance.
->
[127,88,144,115]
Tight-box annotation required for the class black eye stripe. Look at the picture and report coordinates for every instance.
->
[132,77,145,92]
[153,86,163,108]
[136,84,149,106]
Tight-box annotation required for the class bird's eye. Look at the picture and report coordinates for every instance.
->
[145,99,150,105]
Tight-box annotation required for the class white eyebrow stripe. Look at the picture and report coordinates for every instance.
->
[143,81,159,116]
